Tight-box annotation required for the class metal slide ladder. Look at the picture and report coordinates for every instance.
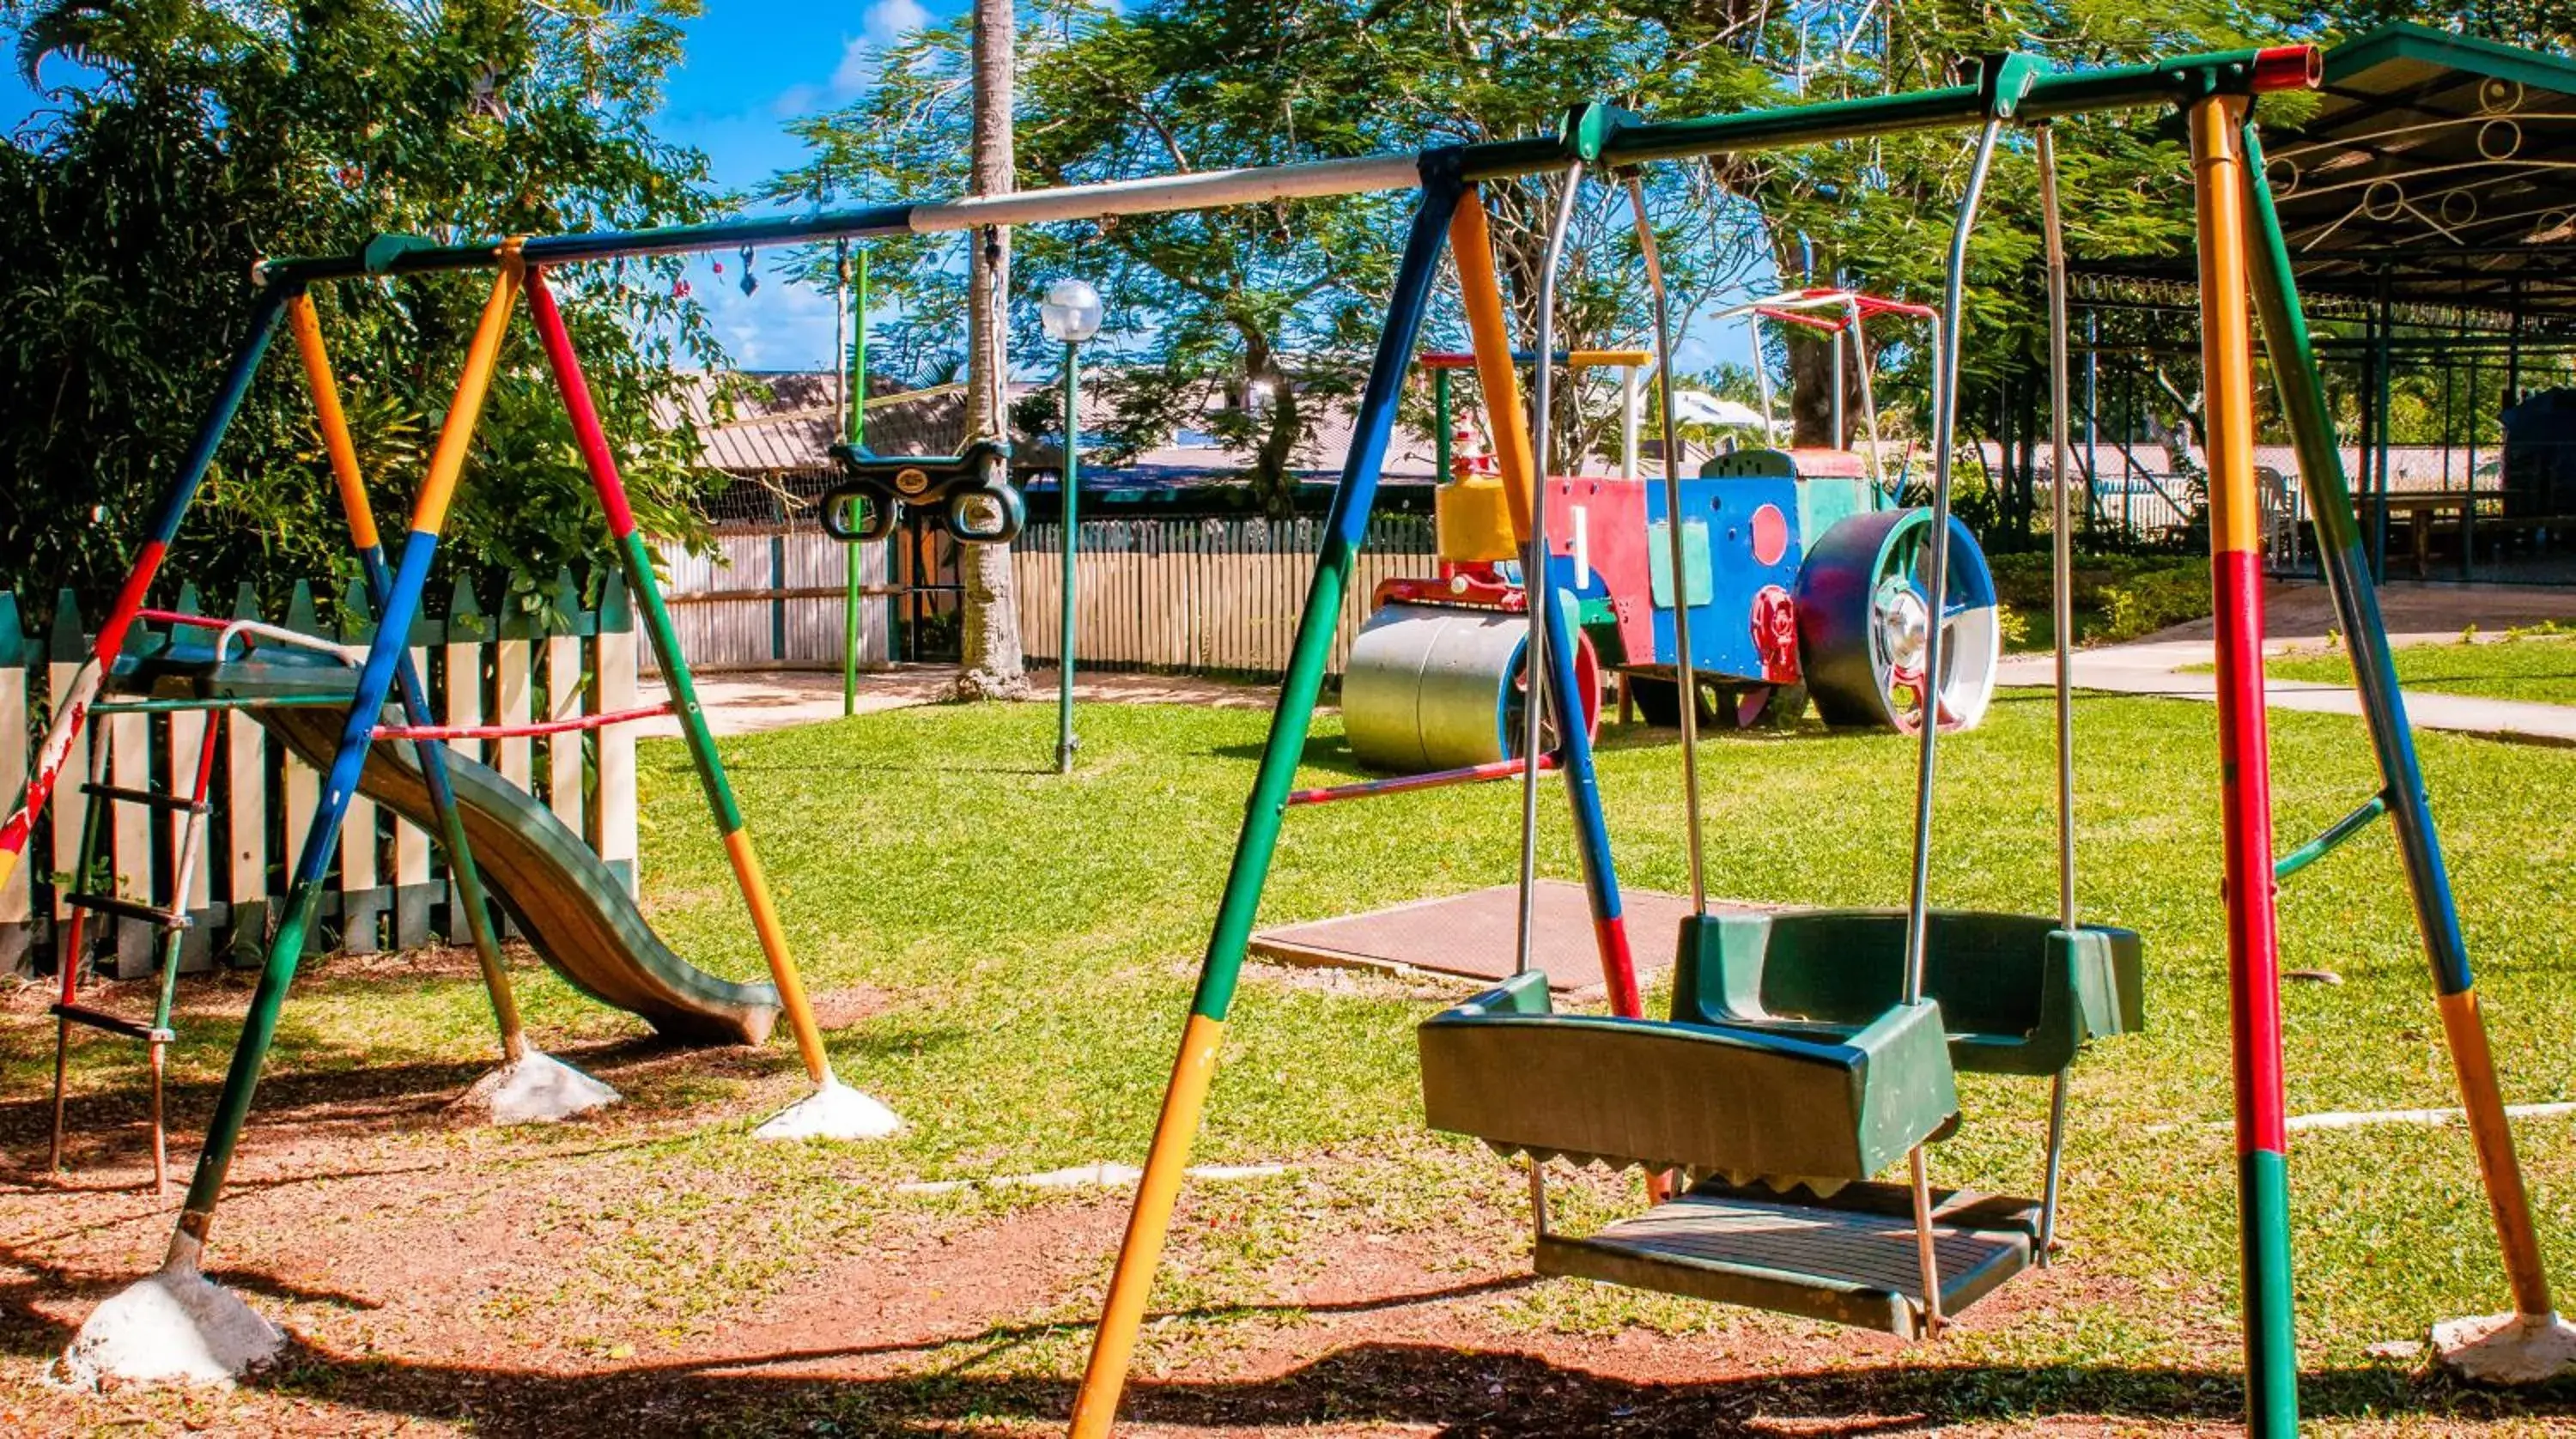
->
[48,699,222,1196]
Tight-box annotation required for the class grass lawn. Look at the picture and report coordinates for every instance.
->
[2266,632,2576,707]
[7,686,2576,1434]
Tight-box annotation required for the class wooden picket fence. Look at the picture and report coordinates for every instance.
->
[1010,514,1440,677]
[656,529,892,673]
[0,574,639,979]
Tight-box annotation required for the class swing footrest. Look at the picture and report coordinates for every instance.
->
[51,1004,174,1043]
[1538,1178,2039,1339]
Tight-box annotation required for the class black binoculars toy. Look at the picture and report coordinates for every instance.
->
[820,439,1023,544]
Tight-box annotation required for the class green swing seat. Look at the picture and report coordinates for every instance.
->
[1418,970,1957,1189]
[1416,909,2145,1336]
[1677,909,2144,1077]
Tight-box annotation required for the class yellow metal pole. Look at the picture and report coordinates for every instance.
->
[1450,189,1539,543]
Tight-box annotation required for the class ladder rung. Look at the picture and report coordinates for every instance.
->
[80,782,210,815]
[50,1003,174,1043]
[64,892,192,928]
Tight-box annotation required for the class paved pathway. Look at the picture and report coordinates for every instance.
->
[635,665,1275,738]
[1995,580,2576,746]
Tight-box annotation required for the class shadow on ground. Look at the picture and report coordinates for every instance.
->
[8,1278,2571,1436]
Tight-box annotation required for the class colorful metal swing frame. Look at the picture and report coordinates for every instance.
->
[14,37,2565,1430]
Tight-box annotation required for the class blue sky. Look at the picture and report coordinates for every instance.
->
[1,1,1760,381]
[656,0,967,370]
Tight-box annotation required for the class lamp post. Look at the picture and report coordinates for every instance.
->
[1041,278,1102,774]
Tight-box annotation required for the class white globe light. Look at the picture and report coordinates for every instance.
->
[1041,277,1103,343]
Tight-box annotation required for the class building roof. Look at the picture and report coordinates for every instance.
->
[681,369,1456,484]
[2080,22,2576,320]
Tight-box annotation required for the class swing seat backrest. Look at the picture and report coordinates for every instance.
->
[1674,909,2143,1078]
[1418,970,1958,1190]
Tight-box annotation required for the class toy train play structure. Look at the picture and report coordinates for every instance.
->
[1343,291,2002,774]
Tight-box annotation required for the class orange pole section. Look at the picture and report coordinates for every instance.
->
[285,295,380,551]
[1066,1012,1224,1438]
[413,246,524,537]
[1450,189,1536,543]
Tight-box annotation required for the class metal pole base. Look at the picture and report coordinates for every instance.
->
[750,1073,903,1141]
[60,1261,284,1388]
[449,1049,622,1126]
[2434,1310,2576,1385]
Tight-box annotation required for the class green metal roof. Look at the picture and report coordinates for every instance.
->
[2080,22,2576,321]
[2261,21,2576,314]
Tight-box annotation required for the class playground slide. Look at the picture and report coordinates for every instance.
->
[119,647,781,1046]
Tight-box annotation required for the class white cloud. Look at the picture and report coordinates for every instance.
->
[693,253,844,371]
[862,0,930,47]
[771,1,923,119]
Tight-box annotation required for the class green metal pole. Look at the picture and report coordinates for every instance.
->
[841,242,865,715]
[839,246,855,716]
[1057,338,1081,774]
[1435,367,1453,480]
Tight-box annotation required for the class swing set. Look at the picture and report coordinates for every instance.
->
[34,39,2573,1430]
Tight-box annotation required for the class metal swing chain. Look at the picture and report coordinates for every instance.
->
[1625,173,1707,915]
[1513,161,1589,981]
[2036,122,2079,1265]
[1903,115,2006,1339]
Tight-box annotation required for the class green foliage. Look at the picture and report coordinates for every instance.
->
[776,1,2336,519]
[2098,562,2215,641]
[0,0,727,624]
[779,2,1796,513]
[1985,549,2213,647]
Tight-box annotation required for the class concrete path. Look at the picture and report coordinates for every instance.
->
[1996,580,2576,746]
[635,665,1276,738]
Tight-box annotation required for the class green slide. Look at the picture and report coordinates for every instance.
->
[118,644,781,1046]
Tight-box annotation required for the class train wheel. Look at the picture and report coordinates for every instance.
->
[1794,509,2001,733]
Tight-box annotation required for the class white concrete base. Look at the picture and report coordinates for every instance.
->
[751,1075,902,1141]
[453,1050,621,1126]
[2434,1310,2576,1384]
[59,1268,283,1387]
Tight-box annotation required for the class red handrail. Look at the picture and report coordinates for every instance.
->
[374,701,673,742]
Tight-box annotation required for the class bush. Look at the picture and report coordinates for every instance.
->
[2098,565,2213,642]
[1984,549,2194,613]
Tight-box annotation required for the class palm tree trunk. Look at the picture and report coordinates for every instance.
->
[955,0,1027,700]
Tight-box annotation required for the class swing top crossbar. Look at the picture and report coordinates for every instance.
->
[252,47,2317,290]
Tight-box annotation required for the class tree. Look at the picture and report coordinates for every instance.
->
[957,0,1027,700]
[789,2,2341,537]
[0,0,726,624]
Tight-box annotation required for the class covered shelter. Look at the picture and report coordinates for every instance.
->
[2068,22,2576,583]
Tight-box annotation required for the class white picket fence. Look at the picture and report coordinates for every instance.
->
[0,575,640,979]
[1011,515,1440,676]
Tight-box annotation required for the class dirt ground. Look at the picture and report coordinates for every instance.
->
[0,960,2553,1438]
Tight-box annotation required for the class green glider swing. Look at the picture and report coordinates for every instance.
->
[1417,112,2142,1339]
